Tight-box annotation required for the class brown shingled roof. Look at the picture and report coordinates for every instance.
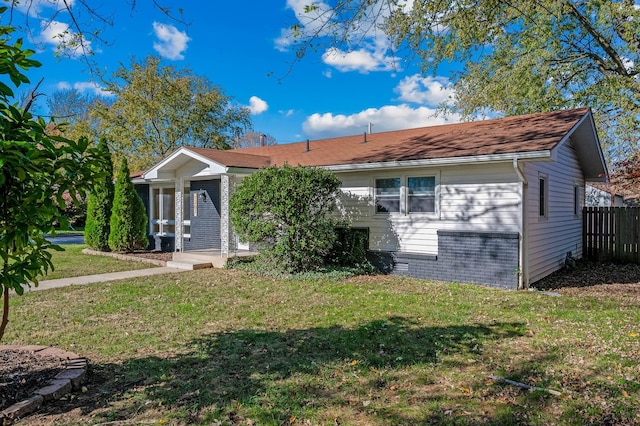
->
[186,108,591,169]
[184,146,271,168]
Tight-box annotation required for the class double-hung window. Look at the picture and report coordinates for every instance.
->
[375,176,436,214]
[407,176,436,213]
[375,178,401,213]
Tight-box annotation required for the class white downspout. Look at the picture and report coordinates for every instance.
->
[513,158,528,290]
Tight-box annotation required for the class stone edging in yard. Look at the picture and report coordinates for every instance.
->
[0,345,88,423]
[82,248,167,266]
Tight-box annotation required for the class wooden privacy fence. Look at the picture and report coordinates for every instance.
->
[583,207,640,262]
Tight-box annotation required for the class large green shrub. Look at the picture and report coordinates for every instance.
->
[84,138,114,251]
[108,158,148,253]
[230,164,344,273]
[0,16,107,341]
[326,227,371,267]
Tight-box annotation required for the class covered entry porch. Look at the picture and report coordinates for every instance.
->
[133,147,268,258]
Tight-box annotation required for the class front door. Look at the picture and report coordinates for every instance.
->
[184,179,221,251]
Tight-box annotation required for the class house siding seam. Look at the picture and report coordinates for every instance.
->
[184,179,221,251]
[368,230,520,289]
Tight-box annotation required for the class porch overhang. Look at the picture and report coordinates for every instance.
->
[141,147,230,181]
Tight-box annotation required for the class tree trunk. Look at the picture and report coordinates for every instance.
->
[0,285,9,342]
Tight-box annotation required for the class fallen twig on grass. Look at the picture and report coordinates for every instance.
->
[488,375,564,396]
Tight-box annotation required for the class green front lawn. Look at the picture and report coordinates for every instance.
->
[37,244,157,280]
[5,269,639,425]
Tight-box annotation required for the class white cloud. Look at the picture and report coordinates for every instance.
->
[322,47,398,73]
[302,104,461,139]
[15,0,75,18]
[280,109,295,117]
[275,1,336,52]
[56,81,113,97]
[56,81,72,91]
[275,28,295,52]
[395,74,455,106]
[39,19,90,57]
[248,96,268,115]
[152,22,190,60]
[279,0,401,74]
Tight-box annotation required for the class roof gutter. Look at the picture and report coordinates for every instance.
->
[513,157,528,185]
[325,150,552,172]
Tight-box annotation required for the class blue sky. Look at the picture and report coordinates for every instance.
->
[13,0,462,144]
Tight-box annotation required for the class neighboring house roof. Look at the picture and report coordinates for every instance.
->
[142,108,608,181]
[588,182,640,205]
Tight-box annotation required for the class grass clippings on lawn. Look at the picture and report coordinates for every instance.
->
[4,267,640,425]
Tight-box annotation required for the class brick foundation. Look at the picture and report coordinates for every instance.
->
[368,230,520,289]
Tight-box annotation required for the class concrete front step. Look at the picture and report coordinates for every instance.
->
[170,252,229,269]
[166,259,213,270]
[173,251,222,263]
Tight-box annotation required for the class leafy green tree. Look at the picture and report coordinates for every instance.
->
[108,158,148,253]
[94,55,252,172]
[230,165,344,273]
[292,1,640,161]
[46,87,108,146]
[0,16,105,341]
[85,138,115,251]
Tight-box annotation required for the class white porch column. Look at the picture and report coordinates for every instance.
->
[220,174,235,255]
[174,176,184,252]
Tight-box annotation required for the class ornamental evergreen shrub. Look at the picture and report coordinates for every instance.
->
[108,158,148,253]
[230,164,344,273]
[84,138,114,251]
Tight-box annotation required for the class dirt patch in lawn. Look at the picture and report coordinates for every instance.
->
[0,349,66,412]
[533,260,640,300]
[124,250,173,263]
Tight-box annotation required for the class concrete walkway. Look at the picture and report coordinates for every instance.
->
[27,267,187,292]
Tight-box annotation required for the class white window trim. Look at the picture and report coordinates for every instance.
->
[150,185,177,237]
[373,176,402,215]
[573,183,581,217]
[372,172,440,217]
[538,173,548,221]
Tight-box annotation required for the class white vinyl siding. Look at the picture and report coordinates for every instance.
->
[337,162,521,255]
[525,138,585,283]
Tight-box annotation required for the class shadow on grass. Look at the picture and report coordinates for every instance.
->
[66,317,527,424]
[29,317,638,424]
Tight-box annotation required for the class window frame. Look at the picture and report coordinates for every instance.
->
[406,175,437,214]
[538,173,548,220]
[150,185,176,236]
[374,177,402,214]
[373,174,438,216]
